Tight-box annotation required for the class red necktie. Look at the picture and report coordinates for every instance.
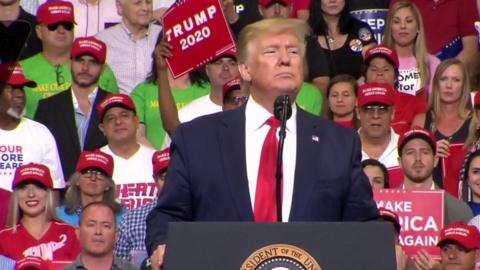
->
[254,116,281,222]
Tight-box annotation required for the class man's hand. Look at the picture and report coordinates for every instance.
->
[412,249,441,270]
[150,244,166,270]
[222,0,239,23]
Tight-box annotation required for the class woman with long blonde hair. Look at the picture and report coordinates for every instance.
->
[383,0,440,100]
[412,59,472,197]
[0,163,80,261]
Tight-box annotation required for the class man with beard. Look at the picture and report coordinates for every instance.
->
[397,127,472,225]
[0,62,64,227]
[398,127,473,270]
[34,36,109,184]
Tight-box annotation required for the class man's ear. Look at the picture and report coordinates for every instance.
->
[98,123,106,136]
[238,63,251,82]
[116,0,123,17]
[36,25,43,41]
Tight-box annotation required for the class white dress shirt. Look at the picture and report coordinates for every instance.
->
[245,97,297,222]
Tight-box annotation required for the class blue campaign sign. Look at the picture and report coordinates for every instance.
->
[351,9,388,43]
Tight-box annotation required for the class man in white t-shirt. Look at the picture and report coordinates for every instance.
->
[178,48,239,123]
[357,82,402,188]
[160,48,240,148]
[0,63,65,227]
[97,93,156,210]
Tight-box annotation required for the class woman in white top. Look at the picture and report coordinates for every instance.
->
[383,0,440,100]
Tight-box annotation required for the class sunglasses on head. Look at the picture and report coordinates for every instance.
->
[47,22,74,31]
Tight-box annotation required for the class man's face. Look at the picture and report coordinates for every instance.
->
[357,104,394,139]
[0,84,24,119]
[79,205,116,257]
[36,22,74,51]
[206,57,239,90]
[366,57,397,86]
[260,3,292,19]
[239,32,304,111]
[399,138,436,184]
[71,55,103,88]
[9,87,25,117]
[440,243,477,270]
[117,0,153,28]
[99,107,139,144]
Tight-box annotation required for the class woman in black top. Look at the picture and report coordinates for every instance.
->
[307,0,376,80]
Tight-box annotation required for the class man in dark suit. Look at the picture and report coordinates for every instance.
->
[146,18,379,268]
[34,36,109,182]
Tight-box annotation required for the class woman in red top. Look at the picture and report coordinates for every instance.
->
[0,163,80,262]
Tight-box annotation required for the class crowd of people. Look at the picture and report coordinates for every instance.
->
[1,0,480,269]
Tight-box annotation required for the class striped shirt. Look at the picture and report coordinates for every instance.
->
[96,22,162,95]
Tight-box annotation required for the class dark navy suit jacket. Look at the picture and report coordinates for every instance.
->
[146,106,379,254]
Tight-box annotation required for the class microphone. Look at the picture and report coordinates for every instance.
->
[274,95,292,122]
[273,95,291,222]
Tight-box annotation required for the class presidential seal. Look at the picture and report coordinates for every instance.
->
[240,244,322,270]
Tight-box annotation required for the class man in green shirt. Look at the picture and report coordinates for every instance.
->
[20,0,118,119]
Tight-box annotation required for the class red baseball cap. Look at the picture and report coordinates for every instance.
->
[212,47,237,62]
[398,126,436,155]
[364,45,399,69]
[36,0,75,26]
[71,37,107,64]
[0,63,36,88]
[437,221,480,250]
[222,77,241,98]
[15,256,49,270]
[97,94,137,122]
[152,148,170,176]
[259,0,293,7]
[76,150,114,177]
[378,207,401,235]
[357,82,395,107]
[12,163,53,190]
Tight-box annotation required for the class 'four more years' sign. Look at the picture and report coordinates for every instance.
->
[374,189,444,259]
[163,0,235,79]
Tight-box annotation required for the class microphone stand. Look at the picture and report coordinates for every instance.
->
[275,95,291,222]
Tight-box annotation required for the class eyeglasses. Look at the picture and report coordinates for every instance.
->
[360,105,390,116]
[231,96,248,106]
[47,22,74,31]
[82,170,107,180]
[54,64,65,86]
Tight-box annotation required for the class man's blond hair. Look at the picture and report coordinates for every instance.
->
[236,18,311,63]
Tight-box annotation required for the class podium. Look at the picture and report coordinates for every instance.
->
[164,222,396,270]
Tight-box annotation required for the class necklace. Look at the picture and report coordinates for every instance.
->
[327,35,335,46]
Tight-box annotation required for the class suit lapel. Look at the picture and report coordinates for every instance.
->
[218,107,254,221]
[84,89,106,149]
[61,90,81,153]
[289,109,322,220]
